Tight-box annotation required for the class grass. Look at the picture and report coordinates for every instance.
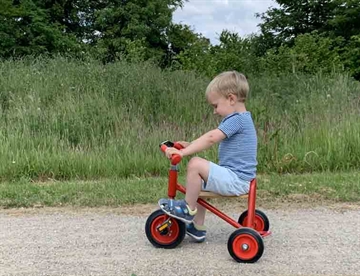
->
[0,56,359,208]
[0,57,359,182]
[0,171,359,208]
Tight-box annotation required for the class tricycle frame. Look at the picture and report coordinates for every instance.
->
[167,164,271,237]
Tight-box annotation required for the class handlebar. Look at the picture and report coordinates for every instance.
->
[159,141,184,165]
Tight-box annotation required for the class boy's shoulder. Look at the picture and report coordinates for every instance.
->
[218,112,254,137]
[221,111,252,123]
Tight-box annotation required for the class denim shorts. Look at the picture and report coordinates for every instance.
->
[202,162,250,196]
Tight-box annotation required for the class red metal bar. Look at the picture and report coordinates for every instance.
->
[246,179,257,228]
[168,169,178,199]
[176,184,186,194]
[260,230,272,237]
[176,184,241,229]
[197,198,241,228]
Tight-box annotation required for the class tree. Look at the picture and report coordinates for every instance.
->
[209,31,260,76]
[165,23,210,67]
[178,30,260,78]
[175,32,212,75]
[327,0,360,40]
[340,35,360,79]
[0,0,188,63]
[91,0,185,63]
[260,32,343,75]
[257,0,337,48]
[39,0,91,41]
[0,0,80,58]
[255,0,360,78]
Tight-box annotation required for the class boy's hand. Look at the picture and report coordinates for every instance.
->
[177,141,190,148]
[165,147,183,159]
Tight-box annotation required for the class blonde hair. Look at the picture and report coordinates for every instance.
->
[205,71,249,102]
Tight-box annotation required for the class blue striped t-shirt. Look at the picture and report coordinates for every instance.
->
[217,112,257,181]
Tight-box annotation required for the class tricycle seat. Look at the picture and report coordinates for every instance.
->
[199,191,249,199]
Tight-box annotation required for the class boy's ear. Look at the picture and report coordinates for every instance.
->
[228,93,237,104]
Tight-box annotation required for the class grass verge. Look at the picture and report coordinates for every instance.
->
[0,172,359,208]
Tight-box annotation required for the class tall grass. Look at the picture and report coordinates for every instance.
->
[0,56,359,181]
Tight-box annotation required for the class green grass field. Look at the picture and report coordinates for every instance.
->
[0,57,359,207]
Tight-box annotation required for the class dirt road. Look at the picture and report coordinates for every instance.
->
[1,203,360,276]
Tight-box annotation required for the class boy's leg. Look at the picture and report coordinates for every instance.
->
[193,204,206,225]
[184,157,210,211]
[185,157,209,242]
[158,157,210,224]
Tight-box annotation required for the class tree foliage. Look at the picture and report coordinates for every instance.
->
[327,0,360,40]
[178,30,260,77]
[91,0,184,63]
[0,0,189,64]
[256,0,360,78]
[0,0,80,58]
[260,32,343,75]
[257,0,336,47]
[1,0,360,79]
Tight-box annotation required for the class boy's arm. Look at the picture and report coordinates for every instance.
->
[180,129,225,156]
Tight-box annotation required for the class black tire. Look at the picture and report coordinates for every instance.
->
[238,209,270,232]
[228,227,264,263]
[145,209,186,249]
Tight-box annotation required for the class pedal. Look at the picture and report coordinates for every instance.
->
[157,217,173,235]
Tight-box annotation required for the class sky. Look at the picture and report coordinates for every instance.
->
[173,0,279,44]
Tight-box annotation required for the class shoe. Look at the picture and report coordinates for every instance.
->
[186,222,206,242]
[158,198,197,224]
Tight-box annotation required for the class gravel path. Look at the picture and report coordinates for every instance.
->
[0,203,360,276]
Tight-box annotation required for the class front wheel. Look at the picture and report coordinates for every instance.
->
[145,209,186,249]
[228,227,264,263]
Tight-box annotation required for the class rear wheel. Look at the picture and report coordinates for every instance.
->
[145,209,186,249]
[228,227,264,263]
[238,209,270,232]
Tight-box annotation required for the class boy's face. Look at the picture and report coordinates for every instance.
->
[207,91,236,118]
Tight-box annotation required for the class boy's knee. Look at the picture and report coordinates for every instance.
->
[187,157,204,169]
[187,157,209,176]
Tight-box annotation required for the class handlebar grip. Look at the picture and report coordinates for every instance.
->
[173,142,184,150]
[160,144,182,165]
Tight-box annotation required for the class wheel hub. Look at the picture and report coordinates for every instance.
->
[242,243,249,251]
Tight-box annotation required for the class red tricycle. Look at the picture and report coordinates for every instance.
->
[145,141,271,263]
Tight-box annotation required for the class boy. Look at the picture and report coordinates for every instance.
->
[159,71,257,242]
